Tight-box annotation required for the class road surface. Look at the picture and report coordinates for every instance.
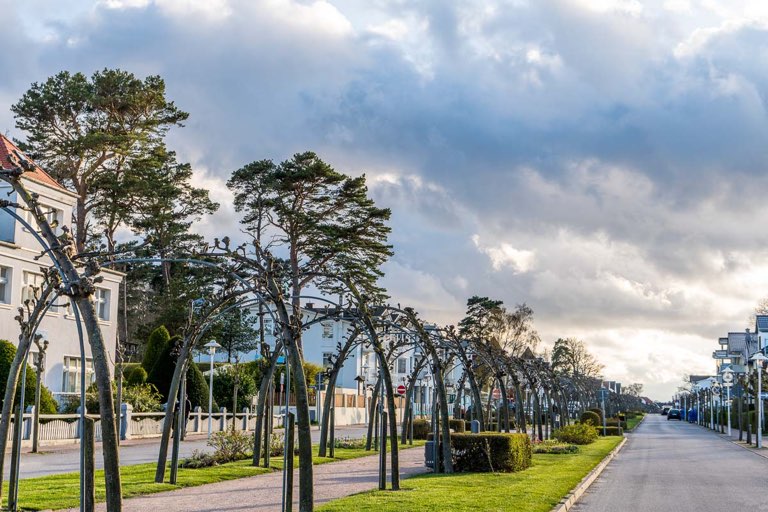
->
[573,414,768,512]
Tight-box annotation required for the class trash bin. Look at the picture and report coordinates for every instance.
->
[424,441,435,468]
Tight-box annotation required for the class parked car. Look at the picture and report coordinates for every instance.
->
[661,407,670,415]
[667,408,682,420]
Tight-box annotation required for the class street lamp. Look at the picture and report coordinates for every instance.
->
[204,340,221,438]
[721,366,734,437]
[751,352,768,448]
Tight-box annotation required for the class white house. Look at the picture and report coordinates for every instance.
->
[0,135,123,405]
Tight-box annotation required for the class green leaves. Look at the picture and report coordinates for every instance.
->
[228,151,392,299]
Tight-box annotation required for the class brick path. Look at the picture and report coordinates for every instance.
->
[87,444,428,511]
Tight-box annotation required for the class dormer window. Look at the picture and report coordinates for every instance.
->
[94,288,110,321]
[24,204,63,235]
[322,322,333,339]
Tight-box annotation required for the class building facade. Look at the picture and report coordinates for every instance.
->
[0,135,123,405]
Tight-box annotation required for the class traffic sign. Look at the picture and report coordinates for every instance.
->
[492,388,501,399]
[396,385,407,395]
[722,372,734,383]
[712,350,728,359]
[598,388,609,401]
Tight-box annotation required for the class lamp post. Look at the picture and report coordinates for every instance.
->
[204,340,221,438]
[721,366,734,436]
[751,353,768,448]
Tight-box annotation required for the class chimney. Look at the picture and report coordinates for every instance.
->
[306,302,315,309]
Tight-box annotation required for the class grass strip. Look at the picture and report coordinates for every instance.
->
[10,440,425,510]
[625,414,644,431]
[318,436,623,512]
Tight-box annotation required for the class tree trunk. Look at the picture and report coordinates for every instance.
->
[154,337,191,483]
[283,330,313,511]
[75,297,122,511]
[374,348,401,488]
[499,377,510,433]
[318,369,339,457]
[253,345,281,465]
[466,369,484,431]
[431,364,453,474]
[0,331,33,503]
[366,378,381,451]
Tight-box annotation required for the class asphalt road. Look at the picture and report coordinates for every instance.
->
[573,414,768,512]
[8,425,368,479]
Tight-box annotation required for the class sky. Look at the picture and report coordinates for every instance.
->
[3,0,768,400]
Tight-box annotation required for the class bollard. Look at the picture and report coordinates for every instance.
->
[194,406,202,433]
[243,407,249,431]
[24,405,34,440]
[220,407,227,432]
[120,403,133,440]
[379,411,388,490]
[329,405,335,458]
[282,412,295,512]
[84,417,96,512]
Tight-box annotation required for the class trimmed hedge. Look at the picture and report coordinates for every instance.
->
[413,419,431,440]
[580,410,601,426]
[588,408,604,422]
[449,419,466,433]
[598,426,623,436]
[554,423,598,445]
[606,419,627,429]
[450,433,531,473]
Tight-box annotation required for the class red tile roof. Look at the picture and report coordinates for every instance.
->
[0,134,68,191]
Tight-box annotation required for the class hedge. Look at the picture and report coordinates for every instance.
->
[598,426,623,436]
[413,419,431,439]
[449,419,466,433]
[580,410,601,426]
[450,433,532,473]
[606,419,627,429]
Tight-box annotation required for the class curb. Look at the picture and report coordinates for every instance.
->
[699,423,768,461]
[550,436,628,512]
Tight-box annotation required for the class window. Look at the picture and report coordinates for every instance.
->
[322,322,333,339]
[94,288,110,321]
[263,318,274,335]
[397,357,407,374]
[0,266,10,304]
[62,356,95,393]
[23,271,55,311]
[322,352,334,369]
[24,204,63,234]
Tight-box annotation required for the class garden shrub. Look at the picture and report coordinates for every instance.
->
[598,426,624,436]
[180,449,218,469]
[142,326,170,372]
[187,362,217,412]
[208,429,253,463]
[618,413,626,422]
[146,335,181,399]
[213,366,257,412]
[532,440,579,454]
[0,340,58,413]
[580,410,601,426]
[334,436,366,449]
[413,419,431,439]
[122,383,163,412]
[588,408,604,422]
[122,364,147,386]
[554,423,598,445]
[606,419,627,429]
[464,420,472,431]
[449,419,466,433]
[450,433,532,473]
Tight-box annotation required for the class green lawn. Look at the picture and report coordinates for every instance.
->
[625,414,645,431]
[318,437,623,512]
[9,440,425,511]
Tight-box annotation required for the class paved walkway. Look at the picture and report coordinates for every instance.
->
[84,444,428,511]
[572,414,768,512]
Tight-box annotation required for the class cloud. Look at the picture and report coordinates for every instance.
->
[5,0,768,399]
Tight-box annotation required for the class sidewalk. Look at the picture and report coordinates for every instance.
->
[82,444,428,511]
[696,421,768,459]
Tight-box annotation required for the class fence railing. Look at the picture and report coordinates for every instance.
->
[12,391,382,446]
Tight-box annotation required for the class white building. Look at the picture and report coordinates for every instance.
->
[0,135,123,405]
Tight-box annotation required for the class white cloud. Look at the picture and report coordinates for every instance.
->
[472,235,536,273]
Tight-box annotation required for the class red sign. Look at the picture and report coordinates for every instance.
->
[492,388,501,399]
[396,385,407,395]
